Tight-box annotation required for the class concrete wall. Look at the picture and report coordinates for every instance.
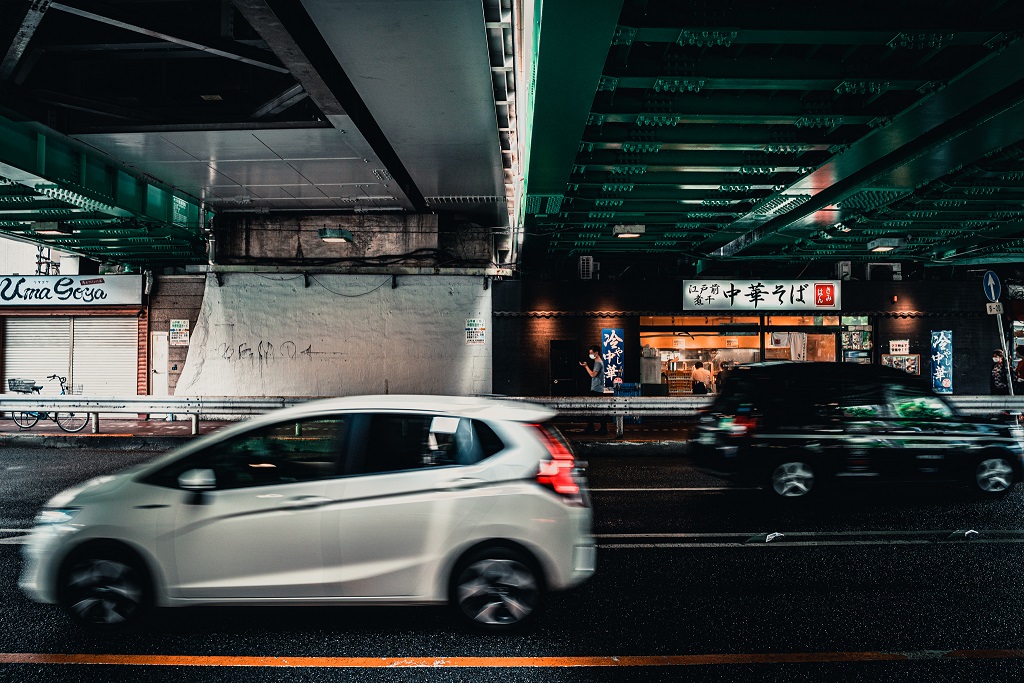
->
[175,273,492,397]
[149,275,206,394]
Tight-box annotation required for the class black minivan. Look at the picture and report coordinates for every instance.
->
[691,362,1024,499]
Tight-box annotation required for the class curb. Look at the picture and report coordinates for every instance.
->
[0,434,192,450]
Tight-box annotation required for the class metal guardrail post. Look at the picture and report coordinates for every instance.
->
[91,413,99,434]
[190,414,199,436]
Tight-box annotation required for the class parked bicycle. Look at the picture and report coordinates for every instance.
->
[7,375,88,433]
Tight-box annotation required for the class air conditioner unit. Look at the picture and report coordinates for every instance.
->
[579,255,594,280]
[836,261,852,281]
[866,262,902,281]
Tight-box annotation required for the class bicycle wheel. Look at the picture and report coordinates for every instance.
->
[12,412,39,429]
[56,412,88,433]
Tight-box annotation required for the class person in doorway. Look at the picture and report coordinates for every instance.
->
[580,345,608,435]
[991,349,1010,395]
[691,361,713,395]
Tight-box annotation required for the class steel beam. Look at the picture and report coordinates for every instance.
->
[0,0,51,80]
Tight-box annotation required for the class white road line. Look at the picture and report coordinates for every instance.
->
[590,487,759,492]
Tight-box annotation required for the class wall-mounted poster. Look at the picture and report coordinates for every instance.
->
[601,328,624,389]
[931,331,953,394]
[465,318,486,345]
[881,354,921,375]
[169,319,190,346]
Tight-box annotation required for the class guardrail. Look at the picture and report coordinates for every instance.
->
[1,394,1021,436]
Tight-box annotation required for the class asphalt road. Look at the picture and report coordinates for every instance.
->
[3,445,1024,682]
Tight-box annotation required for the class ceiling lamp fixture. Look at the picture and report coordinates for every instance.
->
[867,237,906,252]
[318,228,354,243]
[613,224,645,238]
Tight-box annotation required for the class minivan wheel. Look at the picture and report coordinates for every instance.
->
[769,460,816,499]
[59,547,150,629]
[973,456,1015,497]
[450,546,544,630]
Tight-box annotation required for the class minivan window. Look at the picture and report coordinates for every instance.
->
[144,416,348,490]
[350,414,503,475]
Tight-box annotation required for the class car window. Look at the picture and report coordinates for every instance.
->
[349,414,503,475]
[144,416,348,490]
[887,384,956,420]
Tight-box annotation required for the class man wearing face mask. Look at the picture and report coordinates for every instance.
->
[991,349,1010,395]
[580,344,609,435]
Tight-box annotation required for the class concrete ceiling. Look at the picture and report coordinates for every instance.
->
[0,0,513,268]
[522,0,1024,278]
[2,0,1023,279]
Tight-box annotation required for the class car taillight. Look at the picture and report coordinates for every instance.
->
[531,424,585,504]
[729,415,760,436]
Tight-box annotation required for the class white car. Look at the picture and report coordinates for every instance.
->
[20,395,595,630]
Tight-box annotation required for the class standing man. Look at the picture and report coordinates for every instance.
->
[580,344,608,435]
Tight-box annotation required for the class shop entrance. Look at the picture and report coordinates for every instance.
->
[640,315,843,395]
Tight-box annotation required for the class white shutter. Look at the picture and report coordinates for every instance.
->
[3,319,71,395]
[71,318,138,396]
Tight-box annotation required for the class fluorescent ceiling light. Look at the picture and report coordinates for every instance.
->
[614,224,646,238]
[318,228,354,243]
[867,237,905,252]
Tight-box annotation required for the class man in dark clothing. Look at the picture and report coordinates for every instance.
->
[580,344,608,435]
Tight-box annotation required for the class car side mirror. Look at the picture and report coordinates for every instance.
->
[178,468,216,505]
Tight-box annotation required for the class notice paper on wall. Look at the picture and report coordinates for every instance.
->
[889,339,910,354]
[170,319,190,346]
[466,318,486,345]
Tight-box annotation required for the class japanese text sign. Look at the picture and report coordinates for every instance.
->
[930,330,953,394]
[682,280,841,311]
[601,328,624,389]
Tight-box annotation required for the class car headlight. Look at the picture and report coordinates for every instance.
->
[34,508,81,526]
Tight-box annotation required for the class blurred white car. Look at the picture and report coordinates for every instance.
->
[20,395,595,630]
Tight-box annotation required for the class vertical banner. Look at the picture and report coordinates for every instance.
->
[930,330,953,394]
[601,328,624,389]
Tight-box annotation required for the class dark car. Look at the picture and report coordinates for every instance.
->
[691,362,1024,500]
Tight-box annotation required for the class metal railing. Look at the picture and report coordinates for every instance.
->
[1,394,1021,436]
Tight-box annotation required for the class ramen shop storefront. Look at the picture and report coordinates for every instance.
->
[640,279,852,394]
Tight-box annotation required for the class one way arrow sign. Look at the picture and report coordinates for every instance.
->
[983,270,1001,303]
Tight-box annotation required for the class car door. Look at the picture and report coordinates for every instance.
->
[883,383,967,480]
[157,415,348,600]
[821,378,891,479]
[322,412,499,598]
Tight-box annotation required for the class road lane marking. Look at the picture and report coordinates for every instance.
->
[3,650,1024,668]
[590,487,759,492]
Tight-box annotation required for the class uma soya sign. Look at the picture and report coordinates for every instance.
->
[682,280,841,311]
[0,274,142,306]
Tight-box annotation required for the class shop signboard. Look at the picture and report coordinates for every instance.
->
[601,328,624,389]
[0,274,142,306]
[930,330,953,394]
[682,279,841,311]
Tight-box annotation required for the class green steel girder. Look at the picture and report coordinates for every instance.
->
[0,110,210,265]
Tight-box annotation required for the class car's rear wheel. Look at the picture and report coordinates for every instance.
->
[58,546,151,629]
[769,460,817,499]
[972,456,1015,498]
[450,545,544,630]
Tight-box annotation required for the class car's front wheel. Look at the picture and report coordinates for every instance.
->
[972,456,1015,498]
[769,459,817,499]
[450,545,544,630]
[59,546,151,629]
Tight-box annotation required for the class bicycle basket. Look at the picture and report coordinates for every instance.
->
[7,379,37,393]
